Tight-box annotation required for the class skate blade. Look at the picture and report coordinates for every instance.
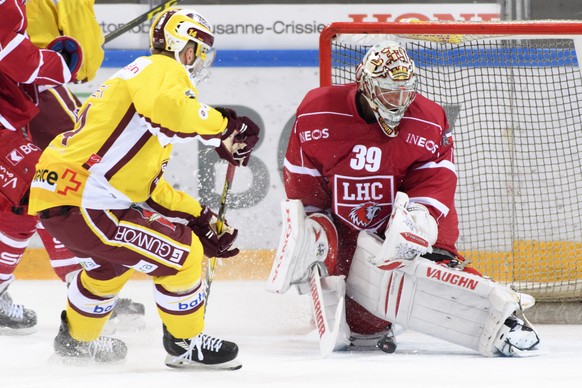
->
[345,344,383,352]
[0,326,37,336]
[165,355,242,371]
[49,353,127,366]
[103,315,146,335]
[506,346,548,357]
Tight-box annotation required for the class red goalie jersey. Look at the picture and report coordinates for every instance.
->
[284,83,460,274]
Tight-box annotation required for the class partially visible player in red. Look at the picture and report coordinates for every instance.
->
[267,41,540,357]
[0,0,143,335]
[0,0,81,334]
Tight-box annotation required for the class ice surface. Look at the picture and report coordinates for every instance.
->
[1,280,581,388]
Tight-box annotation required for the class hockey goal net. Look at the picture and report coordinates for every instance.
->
[320,21,582,319]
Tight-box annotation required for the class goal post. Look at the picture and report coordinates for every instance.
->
[319,21,582,322]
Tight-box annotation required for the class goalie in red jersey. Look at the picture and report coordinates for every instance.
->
[267,41,541,357]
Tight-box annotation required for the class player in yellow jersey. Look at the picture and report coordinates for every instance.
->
[28,8,260,369]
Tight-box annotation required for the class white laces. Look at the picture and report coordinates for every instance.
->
[179,333,224,362]
[88,337,115,359]
[0,293,24,319]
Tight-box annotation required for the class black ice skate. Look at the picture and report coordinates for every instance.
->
[377,330,397,354]
[349,326,397,353]
[163,325,241,370]
[54,311,127,362]
[0,290,37,335]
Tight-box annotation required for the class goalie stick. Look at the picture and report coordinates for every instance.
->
[103,0,185,44]
[308,264,351,357]
[204,163,236,307]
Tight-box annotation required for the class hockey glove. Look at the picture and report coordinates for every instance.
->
[231,116,260,167]
[214,107,261,167]
[370,192,437,266]
[187,206,239,258]
[46,36,83,83]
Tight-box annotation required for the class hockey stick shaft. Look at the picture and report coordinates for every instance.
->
[205,163,236,302]
[216,163,236,234]
[103,0,184,44]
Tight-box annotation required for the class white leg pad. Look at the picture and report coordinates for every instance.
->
[347,231,523,356]
[266,200,337,294]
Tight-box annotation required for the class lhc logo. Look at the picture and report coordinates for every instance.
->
[347,13,501,22]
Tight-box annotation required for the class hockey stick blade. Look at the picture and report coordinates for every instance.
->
[104,0,185,44]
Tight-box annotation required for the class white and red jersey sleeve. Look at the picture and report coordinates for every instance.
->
[0,0,72,86]
[283,107,332,213]
[0,0,72,130]
[398,96,459,254]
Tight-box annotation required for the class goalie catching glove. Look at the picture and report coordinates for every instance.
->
[46,36,83,83]
[371,191,438,266]
[214,107,260,167]
[187,206,239,258]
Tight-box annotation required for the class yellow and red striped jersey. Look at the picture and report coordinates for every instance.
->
[29,54,229,219]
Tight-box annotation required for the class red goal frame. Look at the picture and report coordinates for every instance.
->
[319,21,582,86]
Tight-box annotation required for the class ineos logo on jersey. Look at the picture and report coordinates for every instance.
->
[405,133,439,154]
[299,128,329,143]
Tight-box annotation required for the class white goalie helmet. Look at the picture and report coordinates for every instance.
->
[150,8,216,85]
[356,41,417,137]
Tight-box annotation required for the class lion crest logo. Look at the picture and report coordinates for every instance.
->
[349,202,382,228]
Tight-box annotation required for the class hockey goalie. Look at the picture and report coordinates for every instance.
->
[266,41,540,358]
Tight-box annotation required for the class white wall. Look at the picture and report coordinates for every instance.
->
[98,3,501,50]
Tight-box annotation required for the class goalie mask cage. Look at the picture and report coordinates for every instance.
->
[320,21,582,322]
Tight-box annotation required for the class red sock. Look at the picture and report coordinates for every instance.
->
[36,225,82,282]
